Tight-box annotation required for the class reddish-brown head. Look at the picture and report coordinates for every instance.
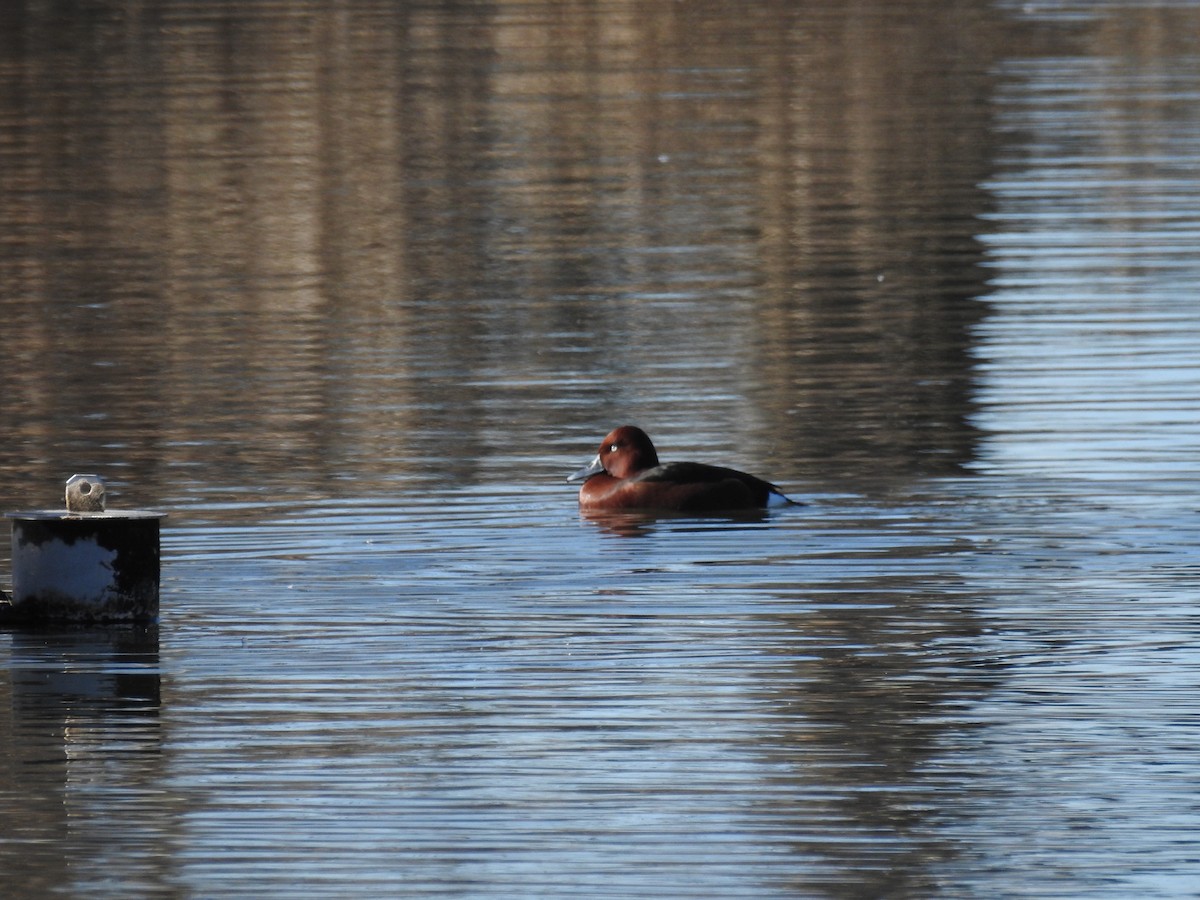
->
[595,425,659,479]
[568,425,662,484]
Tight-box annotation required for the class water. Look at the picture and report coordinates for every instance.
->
[2,1,1200,897]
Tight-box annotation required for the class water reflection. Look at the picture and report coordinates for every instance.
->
[0,628,166,896]
[0,0,1006,510]
[760,566,997,897]
[578,506,780,538]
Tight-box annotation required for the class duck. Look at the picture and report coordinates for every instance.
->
[567,425,796,512]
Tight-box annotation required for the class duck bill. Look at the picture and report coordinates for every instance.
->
[567,455,605,483]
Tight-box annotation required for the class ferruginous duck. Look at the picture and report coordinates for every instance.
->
[568,425,796,512]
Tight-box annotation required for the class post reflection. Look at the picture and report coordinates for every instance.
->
[0,628,171,896]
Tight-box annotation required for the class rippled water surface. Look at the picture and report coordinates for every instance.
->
[2,1,1200,897]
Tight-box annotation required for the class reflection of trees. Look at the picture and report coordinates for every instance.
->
[5,2,1191,503]
[581,500,1002,895]
[748,4,1008,482]
[761,568,1001,897]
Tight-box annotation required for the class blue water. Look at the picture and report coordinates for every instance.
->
[3,2,1200,897]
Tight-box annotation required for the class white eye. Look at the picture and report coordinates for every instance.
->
[609,443,620,452]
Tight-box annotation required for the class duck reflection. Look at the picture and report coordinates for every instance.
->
[579,505,776,538]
